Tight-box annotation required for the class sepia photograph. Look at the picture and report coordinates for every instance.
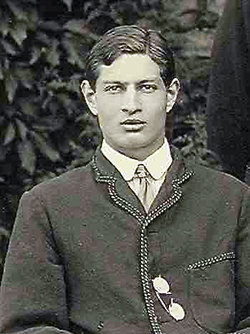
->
[0,0,250,333]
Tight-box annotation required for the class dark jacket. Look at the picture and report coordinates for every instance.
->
[206,0,250,183]
[0,148,250,334]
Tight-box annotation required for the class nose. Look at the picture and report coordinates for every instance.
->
[121,86,142,114]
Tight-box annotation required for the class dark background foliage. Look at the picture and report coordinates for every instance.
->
[0,0,225,279]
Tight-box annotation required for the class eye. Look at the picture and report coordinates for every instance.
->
[139,84,158,93]
[104,85,123,93]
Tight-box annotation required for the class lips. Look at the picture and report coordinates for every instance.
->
[121,119,146,125]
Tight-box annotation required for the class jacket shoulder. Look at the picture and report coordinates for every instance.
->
[191,162,250,193]
[27,162,94,199]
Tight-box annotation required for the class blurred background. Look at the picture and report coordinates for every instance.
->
[0,0,226,280]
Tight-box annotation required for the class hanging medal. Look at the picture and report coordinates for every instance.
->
[152,275,185,321]
[169,298,185,321]
[152,276,171,294]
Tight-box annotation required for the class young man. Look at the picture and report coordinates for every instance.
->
[0,25,250,334]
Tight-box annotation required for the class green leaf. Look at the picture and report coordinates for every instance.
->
[17,139,36,174]
[66,77,80,93]
[19,100,36,117]
[3,123,16,145]
[0,227,10,238]
[10,21,27,46]
[64,21,98,42]
[32,133,60,162]
[32,115,64,132]
[1,39,17,56]
[61,0,73,11]
[7,1,29,21]
[5,74,18,103]
[15,67,33,89]
[62,34,85,68]
[16,119,28,140]
[63,19,85,34]
[0,18,10,37]
[46,39,60,66]
[47,80,66,91]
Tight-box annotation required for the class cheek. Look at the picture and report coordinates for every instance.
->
[146,102,167,121]
[96,96,121,117]
[96,104,119,128]
[144,93,167,111]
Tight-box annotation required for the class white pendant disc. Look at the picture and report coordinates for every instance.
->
[152,276,170,294]
[169,301,185,321]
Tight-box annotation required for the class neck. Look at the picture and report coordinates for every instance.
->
[107,137,166,161]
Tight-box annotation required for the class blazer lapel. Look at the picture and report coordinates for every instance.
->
[91,148,146,221]
[148,146,193,216]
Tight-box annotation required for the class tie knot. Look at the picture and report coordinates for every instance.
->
[134,164,149,178]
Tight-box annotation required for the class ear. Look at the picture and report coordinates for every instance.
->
[166,78,180,113]
[80,80,98,116]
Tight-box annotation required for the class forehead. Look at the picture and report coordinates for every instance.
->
[96,54,162,83]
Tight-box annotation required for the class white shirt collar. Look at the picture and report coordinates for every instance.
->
[101,138,172,181]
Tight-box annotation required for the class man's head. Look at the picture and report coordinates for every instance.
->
[81,25,180,160]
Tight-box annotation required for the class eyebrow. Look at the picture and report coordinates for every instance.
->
[102,78,161,85]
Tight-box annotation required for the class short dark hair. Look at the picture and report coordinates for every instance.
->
[85,25,176,90]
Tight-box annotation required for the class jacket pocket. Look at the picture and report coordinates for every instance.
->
[187,252,236,334]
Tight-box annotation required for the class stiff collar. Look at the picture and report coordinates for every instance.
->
[101,138,172,181]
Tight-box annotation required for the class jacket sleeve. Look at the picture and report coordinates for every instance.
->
[0,190,74,334]
[206,0,250,181]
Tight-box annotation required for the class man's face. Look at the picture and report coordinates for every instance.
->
[82,54,179,160]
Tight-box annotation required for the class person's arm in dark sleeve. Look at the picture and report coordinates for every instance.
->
[206,0,250,181]
[0,190,74,334]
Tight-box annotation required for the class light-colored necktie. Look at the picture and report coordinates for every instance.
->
[134,164,155,212]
